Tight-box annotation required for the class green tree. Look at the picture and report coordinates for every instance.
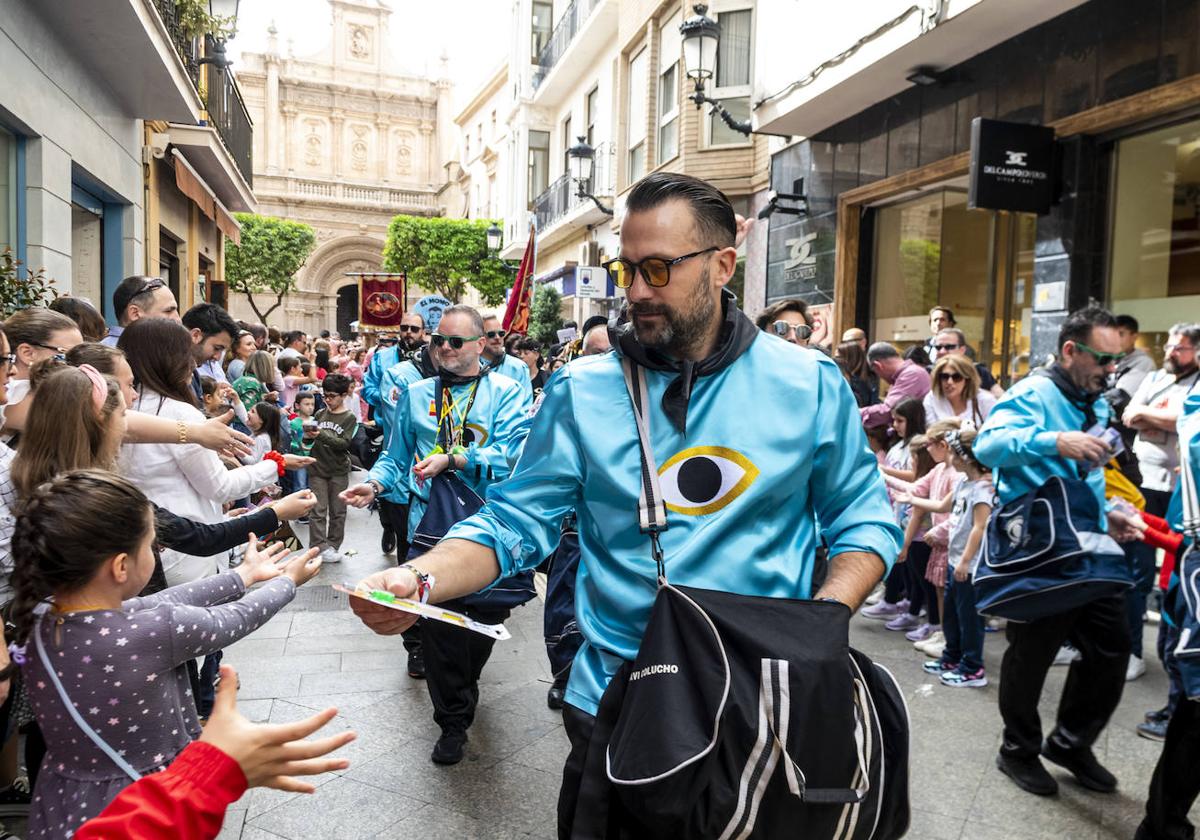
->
[528,284,562,347]
[0,248,57,317]
[382,216,510,305]
[224,213,316,323]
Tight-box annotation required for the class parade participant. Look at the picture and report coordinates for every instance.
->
[345,173,899,830]
[480,315,532,400]
[102,276,182,346]
[362,312,425,417]
[975,306,1144,797]
[341,305,530,765]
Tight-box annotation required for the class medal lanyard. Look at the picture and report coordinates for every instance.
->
[438,381,480,450]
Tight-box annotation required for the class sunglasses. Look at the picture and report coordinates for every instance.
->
[1072,340,1126,367]
[933,343,961,352]
[939,371,965,383]
[136,278,166,296]
[771,321,813,340]
[398,325,423,334]
[376,337,398,346]
[322,390,347,397]
[602,248,718,289]
[485,329,507,339]
[431,333,481,349]
[31,342,68,360]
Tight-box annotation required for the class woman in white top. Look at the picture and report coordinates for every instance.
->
[116,319,285,587]
[923,354,997,429]
[2,308,83,441]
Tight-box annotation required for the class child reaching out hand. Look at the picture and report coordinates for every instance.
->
[9,470,323,838]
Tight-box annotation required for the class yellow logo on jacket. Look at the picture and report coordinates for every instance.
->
[657,446,759,516]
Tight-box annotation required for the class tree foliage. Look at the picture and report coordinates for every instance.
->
[382,216,511,305]
[224,213,316,323]
[528,284,563,347]
[0,248,57,318]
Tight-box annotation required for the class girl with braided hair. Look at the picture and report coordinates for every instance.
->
[9,469,323,838]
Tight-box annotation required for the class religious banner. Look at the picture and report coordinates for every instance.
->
[501,221,538,336]
[353,272,407,331]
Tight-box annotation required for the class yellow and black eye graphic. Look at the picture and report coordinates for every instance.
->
[461,423,489,446]
[658,447,759,516]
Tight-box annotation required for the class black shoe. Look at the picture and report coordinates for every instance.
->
[1136,719,1168,742]
[381,528,397,555]
[431,731,467,765]
[547,685,565,710]
[1041,739,1117,793]
[407,648,425,679]
[1145,706,1171,725]
[996,753,1058,796]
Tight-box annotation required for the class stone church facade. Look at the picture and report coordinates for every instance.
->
[233,0,453,335]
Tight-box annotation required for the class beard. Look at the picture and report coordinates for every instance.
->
[1166,357,1197,377]
[400,335,421,350]
[439,352,475,376]
[628,267,717,357]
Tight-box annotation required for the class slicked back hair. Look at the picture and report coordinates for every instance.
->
[1057,306,1118,352]
[625,172,737,249]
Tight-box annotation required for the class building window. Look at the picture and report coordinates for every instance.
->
[531,1,553,62]
[657,11,681,166]
[707,8,752,147]
[585,87,599,147]
[562,115,573,173]
[627,48,648,183]
[528,129,550,205]
[464,133,470,161]
[1110,116,1200,350]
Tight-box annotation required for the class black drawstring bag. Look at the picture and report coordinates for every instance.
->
[566,359,910,839]
[407,377,535,612]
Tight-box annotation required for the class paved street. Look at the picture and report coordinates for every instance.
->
[41,499,1191,840]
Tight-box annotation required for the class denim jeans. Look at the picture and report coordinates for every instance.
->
[942,572,985,671]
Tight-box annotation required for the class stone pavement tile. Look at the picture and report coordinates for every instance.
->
[285,630,406,657]
[906,808,964,839]
[288,689,404,716]
[959,819,1098,840]
[236,698,274,723]
[237,670,302,701]
[478,672,562,719]
[238,828,291,840]
[464,704,561,761]
[507,725,571,775]
[331,683,436,732]
[288,610,370,638]
[340,649,410,672]
[372,803,522,840]
[344,747,503,801]
[225,652,342,677]
[216,810,245,839]
[223,636,287,659]
[299,666,410,695]
[249,614,293,640]
[450,759,561,836]
[908,753,986,818]
[969,761,1104,837]
[229,769,339,819]
[266,700,412,775]
[247,777,421,839]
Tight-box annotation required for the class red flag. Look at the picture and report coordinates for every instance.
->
[501,221,538,336]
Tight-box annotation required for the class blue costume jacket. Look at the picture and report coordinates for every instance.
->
[483,353,533,400]
[367,372,527,540]
[362,345,401,409]
[445,334,901,715]
[975,373,1111,529]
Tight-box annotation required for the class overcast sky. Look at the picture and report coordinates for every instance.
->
[228,0,511,105]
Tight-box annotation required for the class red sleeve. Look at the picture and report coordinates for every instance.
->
[75,742,247,840]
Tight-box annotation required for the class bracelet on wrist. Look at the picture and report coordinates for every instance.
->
[262,450,286,477]
[177,420,189,445]
[398,563,436,604]
[366,479,384,497]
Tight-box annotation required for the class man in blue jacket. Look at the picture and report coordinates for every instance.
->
[976,306,1144,798]
[345,173,900,831]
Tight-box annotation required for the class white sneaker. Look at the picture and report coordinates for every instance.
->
[914,630,945,654]
[865,586,884,606]
[1052,644,1082,666]
[921,638,946,660]
[318,547,344,564]
[1126,654,1147,682]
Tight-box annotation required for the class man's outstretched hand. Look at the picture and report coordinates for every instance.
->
[348,567,420,636]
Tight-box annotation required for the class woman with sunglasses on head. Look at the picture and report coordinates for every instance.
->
[924,354,996,428]
[1,308,84,444]
[754,298,814,347]
[224,328,258,381]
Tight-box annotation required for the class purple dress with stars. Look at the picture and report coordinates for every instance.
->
[23,570,295,839]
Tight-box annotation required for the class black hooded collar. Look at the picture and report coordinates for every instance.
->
[609,289,758,434]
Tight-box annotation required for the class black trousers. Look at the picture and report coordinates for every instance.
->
[559,704,640,840]
[422,604,510,735]
[999,594,1131,760]
[1138,698,1200,840]
[378,499,412,557]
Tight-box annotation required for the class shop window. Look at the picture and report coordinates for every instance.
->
[707,9,752,147]
[1110,117,1200,345]
[627,48,648,182]
[71,201,103,307]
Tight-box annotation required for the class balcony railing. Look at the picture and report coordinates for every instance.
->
[532,142,615,231]
[262,175,438,211]
[152,0,201,91]
[532,0,603,90]
[203,47,254,188]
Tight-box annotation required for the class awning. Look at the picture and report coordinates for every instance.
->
[170,148,241,245]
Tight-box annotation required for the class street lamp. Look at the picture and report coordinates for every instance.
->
[680,3,751,137]
[198,0,241,70]
[485,222,521,271]
[567,137,614,216]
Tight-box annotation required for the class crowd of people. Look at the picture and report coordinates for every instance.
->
[0,170,1191,839]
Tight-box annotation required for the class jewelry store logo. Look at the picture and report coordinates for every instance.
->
[983,149,1048,185]
[784,232,818,282]
[1004,151,1028,167]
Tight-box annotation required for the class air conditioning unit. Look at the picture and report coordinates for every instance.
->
[578,240,600,267]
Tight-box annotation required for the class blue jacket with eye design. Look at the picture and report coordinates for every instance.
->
[446,334,901,716]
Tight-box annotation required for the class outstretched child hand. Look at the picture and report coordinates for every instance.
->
[201,665,354,792]
[235,534,290,587]
[282,548,323,587]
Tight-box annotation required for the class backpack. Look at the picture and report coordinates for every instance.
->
[567,358,911,839]
[974,475,1132,621]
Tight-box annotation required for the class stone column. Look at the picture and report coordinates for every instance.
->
[376,116,390,182]
[265,56,281,174]
[281,104,297,173]
[420,121,435,187]
[331,110,346,178]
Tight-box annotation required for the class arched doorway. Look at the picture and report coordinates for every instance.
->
[337,284,359,338]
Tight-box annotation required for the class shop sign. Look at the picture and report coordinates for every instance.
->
[968,118,1055,215]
